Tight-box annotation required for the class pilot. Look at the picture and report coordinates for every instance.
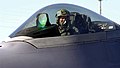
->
[55,9,71,36]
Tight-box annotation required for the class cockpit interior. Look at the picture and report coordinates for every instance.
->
[9,3,120,38]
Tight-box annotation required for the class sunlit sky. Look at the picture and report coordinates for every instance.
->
[0,0,120,42]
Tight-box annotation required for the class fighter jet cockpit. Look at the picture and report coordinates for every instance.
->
[9,3,120,38]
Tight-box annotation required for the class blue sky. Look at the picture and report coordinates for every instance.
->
[0,0,120,42]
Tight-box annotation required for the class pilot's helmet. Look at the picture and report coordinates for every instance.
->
[55,9,70,18]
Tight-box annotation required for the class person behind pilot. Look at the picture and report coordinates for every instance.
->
[55,9,71,36]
